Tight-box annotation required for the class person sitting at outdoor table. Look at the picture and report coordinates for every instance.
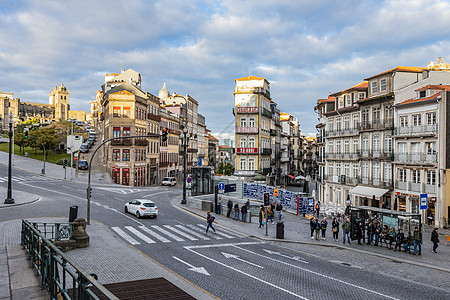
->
[388,227,397,250]
[380,225,389,248]
[395,228,405,251]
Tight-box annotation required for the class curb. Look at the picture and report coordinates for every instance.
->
[0,197,39,209]
[176,203,450,274]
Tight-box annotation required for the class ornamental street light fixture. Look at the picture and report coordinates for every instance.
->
[4,112,14,204]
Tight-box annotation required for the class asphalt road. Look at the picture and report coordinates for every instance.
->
[1,165,449,300]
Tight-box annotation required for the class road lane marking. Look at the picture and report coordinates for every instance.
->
[111,227,140,245]
[222,252,264,268]
[233,245,399,300]
[174,225,210,240]
[125,226,156,244]
[195,224,236,238]
[143,191,168,198]
[263,249,308,264]
[163,225,198,241]
[186,224,223,240]
[138,226,171,243]
[151,225,185,242]
[173,256,210,276]
[184,247,308,299]
[185,242,264,249]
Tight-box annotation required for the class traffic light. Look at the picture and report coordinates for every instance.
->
[24,129,28,138]
[87,187,92,198]
[264,192,270,206]
[63,159,68,166]
[162,127,168,142]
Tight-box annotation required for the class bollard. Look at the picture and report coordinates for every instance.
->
[69,206,78,222]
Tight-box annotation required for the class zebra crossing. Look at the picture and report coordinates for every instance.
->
[0,175,50,183]
[111,223,245,245]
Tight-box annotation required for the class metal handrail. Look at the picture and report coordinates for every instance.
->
[21,220,119,300]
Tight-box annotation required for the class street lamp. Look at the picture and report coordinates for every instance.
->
[4,112,14,204]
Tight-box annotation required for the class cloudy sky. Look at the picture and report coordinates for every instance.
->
[1,0,450,141]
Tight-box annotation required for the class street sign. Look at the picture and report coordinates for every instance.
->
[224,184,236,193]
[187,177,192,183]
[420,193,428,210]
[274,189,278,197]
[218,182,225,190]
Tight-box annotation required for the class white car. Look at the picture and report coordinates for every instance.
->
[162,177,177,186]
[124,199,158,218]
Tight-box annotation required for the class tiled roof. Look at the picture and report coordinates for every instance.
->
[415,84,450,92]
[317,95,335,104]
[235,75,266,81]
[330,81,368,96]
[397,92,441,106]
[365,66,425,80]
[219,145,231,149]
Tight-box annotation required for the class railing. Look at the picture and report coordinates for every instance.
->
[395,181,436,194]
[262,148,272,155]
[21,220,118,300]
[31,222,74,241]
[134,139,148,146]
[147,113,161,122]
[262,108,272,118]
[393,153,437,164]
[359,118,393,130]
[393,125,437,137]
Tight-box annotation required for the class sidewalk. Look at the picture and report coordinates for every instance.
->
[0,218,215,300]
[179,198,450,273]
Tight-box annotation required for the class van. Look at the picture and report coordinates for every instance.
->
[162,177,177,186]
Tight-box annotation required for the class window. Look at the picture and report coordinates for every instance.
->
[345,94,351,107]
[426,142,436,154]
[358,92,366,100]
[353,115,359,128]
[240,138,247,148]
[412,170,420,183]
[371,81,378,94]
[384,106,392,120]
[353,139,359,153]
[427,171,436,185]
[384,134,392,152]
[328,141,333,153]
[113,106,121,117]
[336,163,341,176]
[362,136,369,151]
[328,165,333,176]
[344,140,350,153]
[123,107,130,118]
[362,109,369,125]
[380,78,387,92]
[248,137,255,148]
[113,127,121,138]
[398,142,407,153]
[240,158,246,170]
[426,112,436,125]
[353,164,359,178]
[328,118,334,131]
[373,135,380,151]
[248,118,255,127]
[400,116,408,127]
[344,117,350,129]
[336,117,341,131]
[344,164,350,178]
[411,142,420,154]
[240,117,247,127]
[384,163,391,181]
[338,96,344,108]
[123,127,131,137]
[122,149,130,161]
[373,107,380,123]
[373,163,380,180]
[336,140,341,153]
[419,90,426,98]
[113,149,120,161]
[362,163,369,179]
[399,169,406,182]
[248,158,255,170]
[412,114,422,126]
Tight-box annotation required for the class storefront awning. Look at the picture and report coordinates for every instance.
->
[349,185,389,199]
[295,175,306,180]
[288,174,294,179]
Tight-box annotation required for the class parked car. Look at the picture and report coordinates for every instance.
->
[86,139,93,148]
[75,121,84,126]
[89,129,96,135]
[78,160,88,170]
[85,126,90,131]
[88,137,95,146]
[162,177,177,186]
[79,143,89,153]
[124,199,158,218]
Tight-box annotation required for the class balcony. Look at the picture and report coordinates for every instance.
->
[317,156,323,163]
[425,184,436,194]
[393,153,437,164]
[395,180,408,190]
[111,139,132,146]
[395,181,436,194]
[262,107,272,118]
[147,113,161,122]
[187,148,198,153]
[393,125,437,137]
[237,147,258,154]
[236,127,258,134]
[262,148,272,155]
[359,118,393,131]
[134,139,148,146]
[236,107,259,113]
[168,128,181,135]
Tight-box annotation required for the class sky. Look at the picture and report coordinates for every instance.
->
[1,0,450,142]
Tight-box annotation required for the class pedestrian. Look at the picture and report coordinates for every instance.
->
[227,199,233,218]
[241,203,247,222]
[267,205,273,224]
[342,218,351,245]
[320,217,328,240]
[431,227,440,253]
[427,208,434,226]
[373,222,381,246]
[380,225,389,248]
[413,226,422,255]
[388,227,397,250]
[258,205,265,228]
[217,198,222,215]
[395,229,405,251]
[315,201,320,218]
[246,199,250,211]
[276,202,283,220]
[310,217,316,239]
[366,220,374,245]
[314,218,321,240]
[270,202,275,218]
[205,212,216,234]
[233,202,239,220]
[332,218,339,241]
[356,221,364,245]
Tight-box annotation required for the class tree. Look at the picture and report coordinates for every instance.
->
[14,132,28,153]
[217,162,225,175]
[28,127,59,157]
[223,163,234,176]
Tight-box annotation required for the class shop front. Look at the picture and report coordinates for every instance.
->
[349,185,390,209]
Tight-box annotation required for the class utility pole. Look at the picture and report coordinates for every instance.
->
[4,113,14,204]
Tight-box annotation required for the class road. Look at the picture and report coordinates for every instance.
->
[0,165,449,300]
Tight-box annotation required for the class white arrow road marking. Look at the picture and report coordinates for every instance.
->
[221,252,264,269]
[233,246,399,300]
[173,256,210,276]
[262,249,308,264]
[184,247,307,299]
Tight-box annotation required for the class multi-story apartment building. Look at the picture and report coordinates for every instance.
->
[159,108,181,182]
[207,132,219,171]
[234,76,272,179]
[197,114,207,166]
[280,112,293,185]
[270,103,282,185]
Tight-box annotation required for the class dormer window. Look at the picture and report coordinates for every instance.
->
[371,81,378,94]
[380,79,387,92]
[419,90,426,98]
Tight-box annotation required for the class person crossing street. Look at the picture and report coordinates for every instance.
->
[205,211,216,234]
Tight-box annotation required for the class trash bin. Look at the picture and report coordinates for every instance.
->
[69,206,78,222]
[276,221,284,239]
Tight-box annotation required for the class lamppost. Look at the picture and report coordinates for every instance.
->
[4,112,14,204]
[181,127,189,204]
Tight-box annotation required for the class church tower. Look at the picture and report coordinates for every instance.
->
[158,83,169,105]
[49,83,70,121]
